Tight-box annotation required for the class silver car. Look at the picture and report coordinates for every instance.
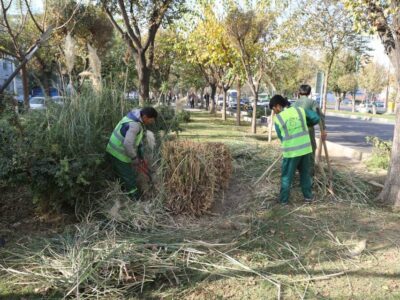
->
[29,97,46,110]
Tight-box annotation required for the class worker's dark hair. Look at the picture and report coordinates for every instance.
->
[299,84,312,96]
[269,95,289,110]
[140,107,158,119]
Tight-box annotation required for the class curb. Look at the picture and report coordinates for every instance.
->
[326,112,395,125]
[316,138,371,162]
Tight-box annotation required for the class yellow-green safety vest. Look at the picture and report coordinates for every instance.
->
[274,107,312,158]
[106,116,144,163]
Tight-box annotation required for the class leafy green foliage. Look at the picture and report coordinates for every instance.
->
[366,136,391,170]
[176,110,191,123]
[0,89,114,210]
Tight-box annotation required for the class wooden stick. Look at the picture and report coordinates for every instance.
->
[318,119,334,191]
[253,154,282,186]
[291,271,346,283]
[322,139,334,191]
[268,110,275,143]
[317,135,323,162]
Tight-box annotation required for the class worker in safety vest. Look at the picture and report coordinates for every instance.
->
[269,95,320,205]
[293,84,327,174]
[106,107,158,198]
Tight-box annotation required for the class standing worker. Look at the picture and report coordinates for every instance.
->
[106,107,158,199]
[269,95,320,205]
[294,84,327,173]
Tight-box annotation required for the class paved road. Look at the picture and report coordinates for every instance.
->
[317,116,394,152]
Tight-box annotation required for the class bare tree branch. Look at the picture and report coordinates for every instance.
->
[117,0,142,49]
[24,0,44,32]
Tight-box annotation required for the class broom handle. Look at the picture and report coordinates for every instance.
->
[318,120,334,190]
[317,132,323,162]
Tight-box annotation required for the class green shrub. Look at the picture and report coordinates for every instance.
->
[0,90,186,212]
[366,136,391,170]
[148,105,183,134]
[176,110,191,123]
[20,88,128,211]
[0,99,30,187]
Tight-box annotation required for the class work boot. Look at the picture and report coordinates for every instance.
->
[304,196,315,204]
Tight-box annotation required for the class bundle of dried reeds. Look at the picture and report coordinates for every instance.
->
[161,141,232,215]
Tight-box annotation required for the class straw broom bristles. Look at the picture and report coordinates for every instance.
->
[161,141,232,215]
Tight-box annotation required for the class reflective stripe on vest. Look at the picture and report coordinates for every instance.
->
[106,116,144,163]
[274,107,312,158]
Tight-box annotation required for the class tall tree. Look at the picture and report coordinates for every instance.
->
[194,5,238,120]
[328,51,360,110]
[344,0,400,207]
[151,28,177,103]
[0,0,36,108]
[297,0,366,114]
[267,52,319,97]
[226,4,279,133]
[27,1,113,95]
[335,73,358,110]
[101,0,186,106]
[359,61,386,103]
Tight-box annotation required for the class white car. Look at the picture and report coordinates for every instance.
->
[29,97,46,110]
[357,102,386,114]
[51,96,65,105]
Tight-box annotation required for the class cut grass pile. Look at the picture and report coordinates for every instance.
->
[161,140,232,215]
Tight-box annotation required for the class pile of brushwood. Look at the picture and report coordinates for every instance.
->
[161,140,232,215]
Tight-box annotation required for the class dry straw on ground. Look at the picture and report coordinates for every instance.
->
[161,141,232,215]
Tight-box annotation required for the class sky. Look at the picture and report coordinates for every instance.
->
[369,36,392,69]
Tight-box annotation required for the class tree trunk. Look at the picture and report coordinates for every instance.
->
[200,87,204,109]
[136,52,151,106]
[351,92,356,113]
[222,89,227,121]
[21,64,29,110]
[210,83,216,114]
[334,93,340,111]
[379,92,400,207]
[322,66,331,114]
[236,82,241,126]
[251,91,258,134]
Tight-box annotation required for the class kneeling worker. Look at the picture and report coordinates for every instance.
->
[106,107,158,199]
[269,95,320,205]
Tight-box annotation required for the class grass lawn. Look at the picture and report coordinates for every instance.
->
[1,111,399,300]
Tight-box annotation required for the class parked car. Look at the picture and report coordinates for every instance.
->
[357,102,386,114]
[217,96,224,107]
[257,99,269,108]
[51,96,65,105]
[29,97,46,110]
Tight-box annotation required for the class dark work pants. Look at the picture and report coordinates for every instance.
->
[107,153,139,199]
[309,126,316,177]
[280,153,313,204]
